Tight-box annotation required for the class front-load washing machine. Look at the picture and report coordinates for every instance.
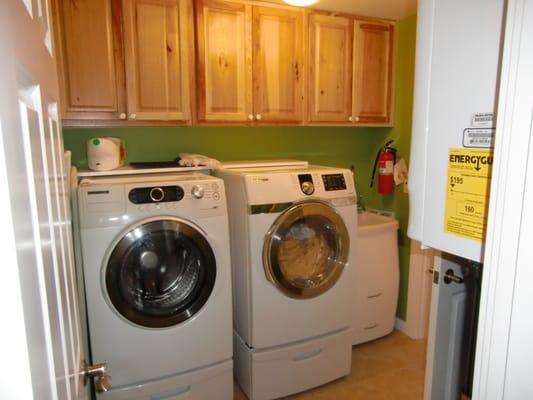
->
[215,162,357,400]
[77,173,232,399]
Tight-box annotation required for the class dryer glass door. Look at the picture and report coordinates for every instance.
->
[105,219,216,328]
[263,201,349,299]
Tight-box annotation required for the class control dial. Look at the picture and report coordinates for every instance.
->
[191,185,205,199]
[149,187,165,202]
[301,181,315,195]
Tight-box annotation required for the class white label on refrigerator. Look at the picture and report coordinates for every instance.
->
[463,128,495,148]
[471,112,495,127]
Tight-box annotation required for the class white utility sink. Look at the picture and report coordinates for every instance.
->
[352,211,400,345]
[358,211,399,233]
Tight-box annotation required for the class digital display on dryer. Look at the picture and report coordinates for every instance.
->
[322,174,346,191]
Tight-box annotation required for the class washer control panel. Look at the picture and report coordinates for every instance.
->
[78,174,226,229]
[128,185,184,204]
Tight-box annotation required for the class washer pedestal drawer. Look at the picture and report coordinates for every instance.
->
[98,359,233,400]
[234,329,352,400]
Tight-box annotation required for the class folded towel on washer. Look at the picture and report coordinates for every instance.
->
[178,153,221,169]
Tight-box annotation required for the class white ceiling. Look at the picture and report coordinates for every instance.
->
[266,0,417,20]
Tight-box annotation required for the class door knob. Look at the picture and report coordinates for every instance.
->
[443,269,464,285]
[95,374,112,393]
[82,360,112,393]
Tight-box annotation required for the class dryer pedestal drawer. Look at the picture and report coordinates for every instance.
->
[99,359,233,400]
[234,329,352,400]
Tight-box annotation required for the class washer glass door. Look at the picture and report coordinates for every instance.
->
[263,201,349,299]
[105,219,216,328]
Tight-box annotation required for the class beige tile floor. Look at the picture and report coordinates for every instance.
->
[234,330,427,400]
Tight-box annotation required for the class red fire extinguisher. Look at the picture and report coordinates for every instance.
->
[371,140,397,195]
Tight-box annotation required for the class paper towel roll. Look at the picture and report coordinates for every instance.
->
[394,158,409,193]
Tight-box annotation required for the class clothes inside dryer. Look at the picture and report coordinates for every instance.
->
[278,217,335,285]
[263,201,349,299]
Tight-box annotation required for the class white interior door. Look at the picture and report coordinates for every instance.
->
[473,0,533,398]
[0,1,88,399]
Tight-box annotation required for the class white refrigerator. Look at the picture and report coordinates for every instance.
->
[408,0,504,263]
[407,0,505,399]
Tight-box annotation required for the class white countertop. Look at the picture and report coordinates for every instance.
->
[76,165,210,178]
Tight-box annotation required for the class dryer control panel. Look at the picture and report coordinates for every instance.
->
[242,166,356,205]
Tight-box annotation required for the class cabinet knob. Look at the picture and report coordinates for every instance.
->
[119,113,126,120]
[355,116,360,122]
[129,113,137,120]
[256,114,262,121]
[248,114,254,121]
[348,116,353,122]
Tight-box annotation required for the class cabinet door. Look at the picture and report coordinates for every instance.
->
[252,7,303,123]
[352,20,395,125]
[196,0,253,122]
[308,14,352,123]
[123,0,192,121]
[53,0,126,120]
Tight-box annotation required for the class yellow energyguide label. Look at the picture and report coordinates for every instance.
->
[444,148,493,242]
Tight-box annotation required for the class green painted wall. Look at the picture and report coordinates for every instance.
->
[64,15,417,320]
[366,14,417,320]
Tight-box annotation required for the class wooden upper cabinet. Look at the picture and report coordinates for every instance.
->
[52,0,396,126]
[53,0,125,120]
[122,0,193,121]
[196,0,253,122]
[308,14,352,123]
[252,7,303,122]
[352,20,395,125]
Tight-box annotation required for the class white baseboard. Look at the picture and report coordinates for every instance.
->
[395,317,409,335]
[395,316,429,340]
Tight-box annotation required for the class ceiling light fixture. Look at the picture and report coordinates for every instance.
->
[283,0,319,7]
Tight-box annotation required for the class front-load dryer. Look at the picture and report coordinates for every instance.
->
[77,173,232,399]
[215,163,357,400]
